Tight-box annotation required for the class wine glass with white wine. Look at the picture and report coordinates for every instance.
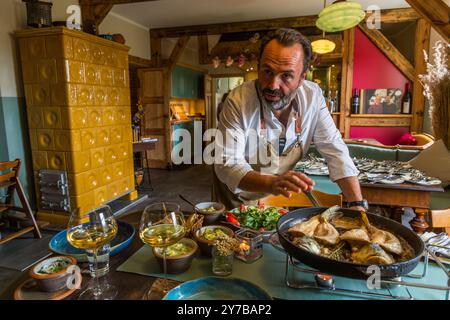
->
[139,202,185,298]
[67,205,118,300]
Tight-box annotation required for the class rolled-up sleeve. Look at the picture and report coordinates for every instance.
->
[214,96,253,193]
[312,92,359,182]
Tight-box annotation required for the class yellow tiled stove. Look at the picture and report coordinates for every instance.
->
[15,27,137,225]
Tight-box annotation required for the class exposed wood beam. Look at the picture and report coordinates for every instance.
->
[358,23,416,82]
[150,37,162,67]
[364,7,419,24]
[80,3,112,34]
[198,34,209,65]
[79,0,158,5]
[150,15,317,38]
[166,36,190,69]
[341,28,355,138]
[405,0,450,42]
[150,8,418,38]
[129,55,152,68]
[411,19,431,133]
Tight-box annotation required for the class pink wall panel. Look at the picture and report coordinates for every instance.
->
[352,28,411,91]
[351,28,412,145]
[350,126,410,145]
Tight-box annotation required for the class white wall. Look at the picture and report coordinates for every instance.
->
[0,0,27,97]
[99,12,150,59]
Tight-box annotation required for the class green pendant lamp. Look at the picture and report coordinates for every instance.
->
[316,0,365,33]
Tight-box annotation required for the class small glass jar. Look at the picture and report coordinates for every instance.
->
[211,246,233,276]
[235,229,263,263]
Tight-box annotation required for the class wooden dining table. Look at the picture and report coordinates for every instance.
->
[359,182,444,234]
[0,211,169,300]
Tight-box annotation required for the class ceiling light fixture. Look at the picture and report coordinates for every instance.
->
[316,0,365,33]
[311,31,336,54]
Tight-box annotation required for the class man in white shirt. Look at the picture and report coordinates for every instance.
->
[213,28,367,211]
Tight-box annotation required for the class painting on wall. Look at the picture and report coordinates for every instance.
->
[361,88,403,114]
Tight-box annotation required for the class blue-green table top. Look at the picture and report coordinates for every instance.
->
[117,243,449,300]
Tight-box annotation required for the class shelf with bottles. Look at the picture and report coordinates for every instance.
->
[349,84,413,118]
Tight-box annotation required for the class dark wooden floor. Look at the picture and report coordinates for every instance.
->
[0,164,213,296]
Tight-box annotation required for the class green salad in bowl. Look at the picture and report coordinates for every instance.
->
[226,203,288,232]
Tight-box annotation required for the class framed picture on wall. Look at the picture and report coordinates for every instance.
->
[361,88,403,114]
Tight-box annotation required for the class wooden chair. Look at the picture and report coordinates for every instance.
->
[262,189,343,208]
[430,208,450,235]
[0,159,44,244]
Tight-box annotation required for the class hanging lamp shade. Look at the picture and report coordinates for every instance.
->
[316,0,365,33]
[311,38,336,54]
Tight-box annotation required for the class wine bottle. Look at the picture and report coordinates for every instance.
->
[334,90,340,113]
[351,89,360,114]
[402,83,412,114]
[328,90,334,113]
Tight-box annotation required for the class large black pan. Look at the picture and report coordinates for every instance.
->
[276,207,425,279]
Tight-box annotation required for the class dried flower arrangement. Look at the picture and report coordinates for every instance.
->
[213,235,240,256]
[419,40,450,149]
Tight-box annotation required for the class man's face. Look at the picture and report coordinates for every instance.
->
[258,39,305,110]
[375,95,382,104]
[385,96,391,103]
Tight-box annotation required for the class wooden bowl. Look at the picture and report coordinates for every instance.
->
[193,225,234,257]
[29,256,77,292]
[194,202,225,225]
[152,238,198,274]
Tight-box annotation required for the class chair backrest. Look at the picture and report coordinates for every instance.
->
[412,132,435,145]
[263,189,342,208]
[0,159,21,185]
[431,208,450,235]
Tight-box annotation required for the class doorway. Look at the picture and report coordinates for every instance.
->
[211,76,244,128]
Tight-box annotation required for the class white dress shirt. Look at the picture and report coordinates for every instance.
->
[214,79,359,194]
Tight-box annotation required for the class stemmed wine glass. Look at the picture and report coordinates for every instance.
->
[139,202,185,297]
[67,205,118,300]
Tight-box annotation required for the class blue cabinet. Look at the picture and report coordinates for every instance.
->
[171,120,204,164]
[172,66,204,99]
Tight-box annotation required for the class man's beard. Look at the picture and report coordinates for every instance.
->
[257,84,297,111]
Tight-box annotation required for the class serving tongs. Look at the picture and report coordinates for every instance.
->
[304,190,321,207]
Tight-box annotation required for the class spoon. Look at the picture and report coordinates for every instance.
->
[179,194,196,210]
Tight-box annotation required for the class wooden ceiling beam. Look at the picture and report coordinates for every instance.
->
[198,34,209,65]
[129,55,152,68]
[358,23,416,82]
[79,0,158,5]
[150,37,162,67]
[411,19,431,133]
[364,7,419,23]
[405,0,450,42]
[80,3,113,34]
[150,8,419,38]
[150,15,318,38]
[166,36,190,69]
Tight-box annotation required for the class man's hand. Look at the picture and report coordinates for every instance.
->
[271,171,315,198]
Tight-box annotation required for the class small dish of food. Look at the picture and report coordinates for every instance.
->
[152,238,198,274]
[193,225,234,256]
[194,202,225,225]
[29,256,77,292]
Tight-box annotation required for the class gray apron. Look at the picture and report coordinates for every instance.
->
[213,83,304,209]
